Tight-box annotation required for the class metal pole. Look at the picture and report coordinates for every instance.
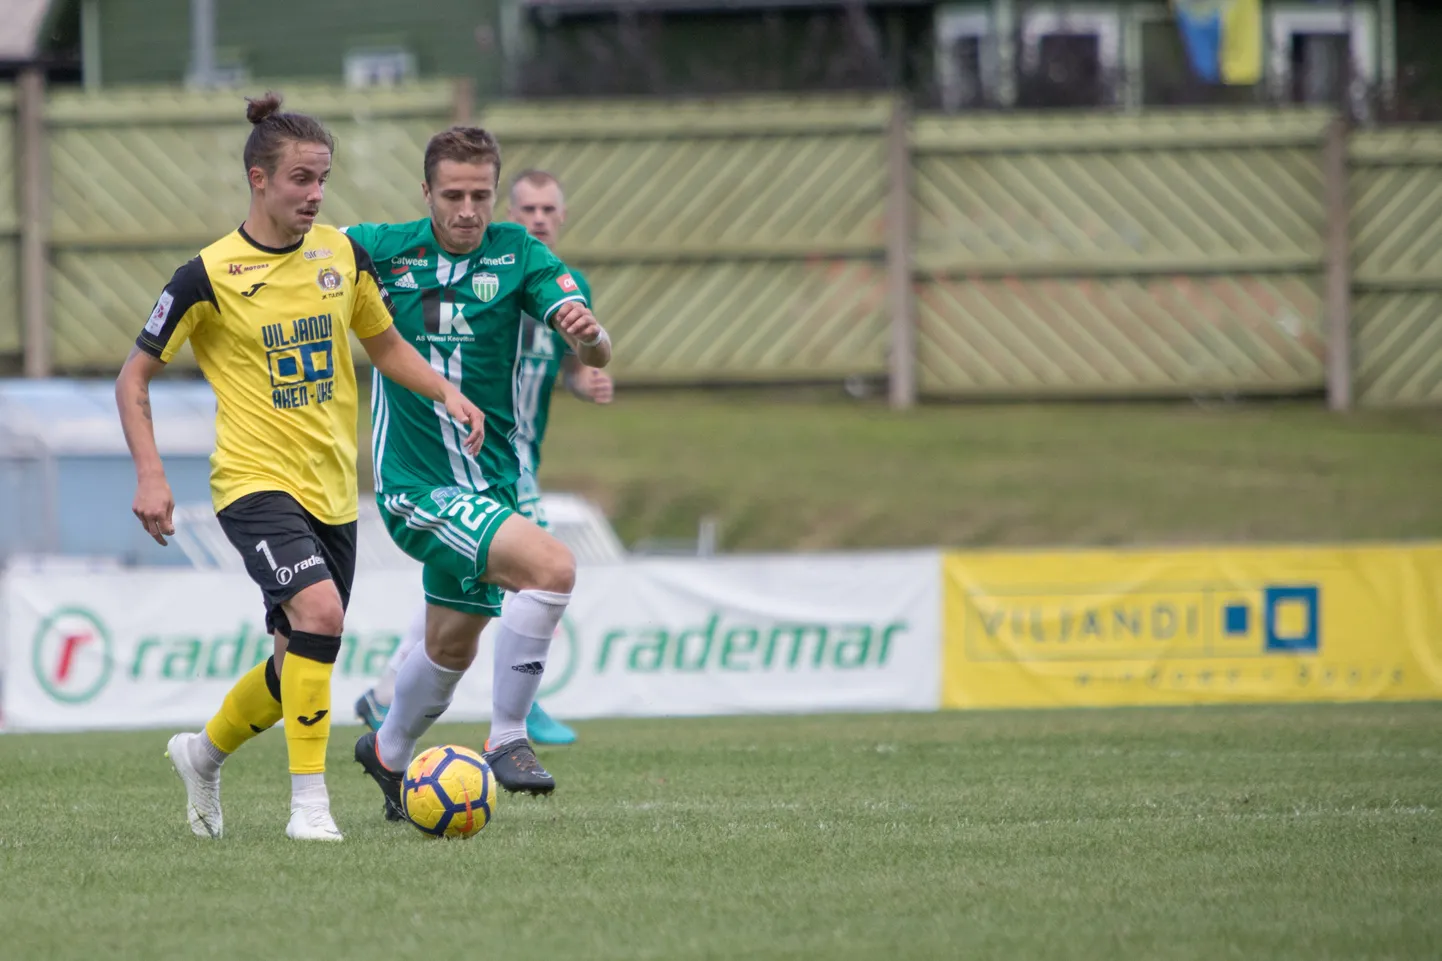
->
[1323,116,1352,412]
[886,94,916,410]
[17,68,49,378]
[81,0,102,90]
[189,0,215,87]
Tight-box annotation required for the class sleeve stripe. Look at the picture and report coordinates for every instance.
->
[542,293,588,325]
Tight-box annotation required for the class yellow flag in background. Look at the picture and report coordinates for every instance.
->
[1220,0,1262,85]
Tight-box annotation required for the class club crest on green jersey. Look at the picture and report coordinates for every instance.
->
[473,272,499,302]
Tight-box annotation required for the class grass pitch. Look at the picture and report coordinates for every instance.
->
[2,705,1438,961]
[534,393,1442,552]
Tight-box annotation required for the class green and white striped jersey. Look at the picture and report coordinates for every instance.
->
[513,266,592,481]
[342,218,588,494]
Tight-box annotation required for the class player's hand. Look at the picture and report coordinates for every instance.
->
[444,389,485,455]
[554,302,601,345]
[584,367,614,404]
[133,474,175,546]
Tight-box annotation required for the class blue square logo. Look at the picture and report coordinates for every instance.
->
[1223,603,1250,636]
[1263,585,1320,653]
[277,355,298,378]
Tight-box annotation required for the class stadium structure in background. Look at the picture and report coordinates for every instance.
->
[6,1,1442,122]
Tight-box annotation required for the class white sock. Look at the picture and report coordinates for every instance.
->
[377,645,466,771]
[376,604,427,706]
[489,589,569,748]
[191,731,228,779]
[291,773,328,809]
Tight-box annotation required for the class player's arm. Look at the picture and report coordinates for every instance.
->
[345,233,486,455]
[561,353,614,404]
[521,236,611,368]
[116,256,216,545]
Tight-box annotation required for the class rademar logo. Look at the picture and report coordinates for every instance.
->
[33,607,113,704]
[595,614,904,674]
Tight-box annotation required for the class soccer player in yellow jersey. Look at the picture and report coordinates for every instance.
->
[114,92,484,842]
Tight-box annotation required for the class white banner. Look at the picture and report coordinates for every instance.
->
[0,551,940,732]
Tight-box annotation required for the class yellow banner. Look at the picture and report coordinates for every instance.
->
[943,544,1442,709]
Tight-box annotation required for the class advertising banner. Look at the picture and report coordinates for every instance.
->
[2,551,941,731]
[942,543,1442,709]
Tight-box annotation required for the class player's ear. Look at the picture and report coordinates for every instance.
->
[421,180,431,204]
[248,165,266,192]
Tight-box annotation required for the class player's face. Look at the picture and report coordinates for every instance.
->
[510,180,566,248]
[253,141,331,238]
[424,160,497,255]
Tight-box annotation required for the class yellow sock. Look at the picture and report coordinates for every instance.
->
[204,657,283,754]
[280,632,341,775]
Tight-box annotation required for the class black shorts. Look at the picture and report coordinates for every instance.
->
[216,491,357,636]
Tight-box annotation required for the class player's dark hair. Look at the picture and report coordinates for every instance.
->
[424,126,502,186]
[242,91,334,180]
[509,169,564,204]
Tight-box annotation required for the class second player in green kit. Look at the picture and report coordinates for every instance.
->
[348,128,613,811]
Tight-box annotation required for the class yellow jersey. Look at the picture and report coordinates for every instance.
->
[136,224,394,524]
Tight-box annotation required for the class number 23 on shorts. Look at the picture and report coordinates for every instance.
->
[444,493,504,532]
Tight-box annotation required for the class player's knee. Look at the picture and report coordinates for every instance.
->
[533,540,575,594]
[288,595,345,636]
[428,632,478,672]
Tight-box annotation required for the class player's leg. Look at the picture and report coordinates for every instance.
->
[274,509,357,840]
[165,492,326,839]
[355,602,425,731]
[357,488,503,818]
[480,511,575,794]
[273,578,347,841]
[514,483,577,747]
[356,590,492,820]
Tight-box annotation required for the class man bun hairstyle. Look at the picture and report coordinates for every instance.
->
[424,126,502,186]
[242,91,335,178]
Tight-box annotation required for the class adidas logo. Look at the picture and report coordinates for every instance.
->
[394,271,418,290]
[512,661,545,675]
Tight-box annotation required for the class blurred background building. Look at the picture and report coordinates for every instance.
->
[4,1,1440,119]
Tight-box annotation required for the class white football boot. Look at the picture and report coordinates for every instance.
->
[286,803,344,842]
[166,732,223,839]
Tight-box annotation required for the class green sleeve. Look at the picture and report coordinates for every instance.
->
[520,234,590,328]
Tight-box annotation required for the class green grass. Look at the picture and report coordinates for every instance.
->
[2,706,1439,961]
[523,392,1442,551]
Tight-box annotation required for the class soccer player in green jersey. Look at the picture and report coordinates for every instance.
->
[348,128,612,809]
[354,169,612,747]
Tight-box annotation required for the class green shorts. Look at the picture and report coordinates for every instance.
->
[516,471,548,531]
[377,484,519,617]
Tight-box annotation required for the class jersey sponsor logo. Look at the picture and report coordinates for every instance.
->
[275,553,325,586]
[394,271,418,290]
[263,314,336,410]
[390,248,430,273]
[144,291,174,335]
[242,282,266,298]
[228,262,269,275]
[557,273,578,293]
[303,248,333,260]
[422,293,475,342]
[473,271,500,302]
[479,253,516,267]
[438,302,473,337]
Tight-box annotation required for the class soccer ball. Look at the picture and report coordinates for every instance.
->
[401,744,497,838]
